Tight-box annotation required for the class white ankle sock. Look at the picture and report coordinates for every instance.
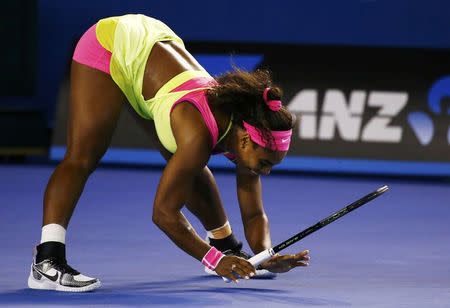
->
[206,221,232,239]
[40,224,66,244]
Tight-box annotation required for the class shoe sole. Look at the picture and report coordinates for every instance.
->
[27,272,101,292]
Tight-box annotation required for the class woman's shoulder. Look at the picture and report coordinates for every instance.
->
[171,101,214,151]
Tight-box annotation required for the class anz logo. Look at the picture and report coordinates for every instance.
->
[288,90,407,143]
[288,77,450,146]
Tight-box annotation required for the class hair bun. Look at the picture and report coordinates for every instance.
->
[263,87,282,111]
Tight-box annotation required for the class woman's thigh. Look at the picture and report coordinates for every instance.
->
[66,61,125,162]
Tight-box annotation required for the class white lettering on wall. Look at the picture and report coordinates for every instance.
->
[288,89,408,143]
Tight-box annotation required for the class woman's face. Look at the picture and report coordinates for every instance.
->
[233,130,287,175]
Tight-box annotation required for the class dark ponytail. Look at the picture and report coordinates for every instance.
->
[207,68,295,148]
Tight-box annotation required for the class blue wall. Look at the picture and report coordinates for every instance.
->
[39,0,450,48]
[31,0,450,175]
[35,0,450,125]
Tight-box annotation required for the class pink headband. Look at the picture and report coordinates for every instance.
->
[243,121,292,151]
[241,87,292,151]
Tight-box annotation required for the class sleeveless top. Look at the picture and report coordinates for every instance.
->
[95,14,235,157]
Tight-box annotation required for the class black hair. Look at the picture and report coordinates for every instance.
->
[207,68,295,148]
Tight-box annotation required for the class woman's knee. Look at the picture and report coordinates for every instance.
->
[61,153,101,175]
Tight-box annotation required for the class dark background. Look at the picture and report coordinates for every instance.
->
[1,0,449,174]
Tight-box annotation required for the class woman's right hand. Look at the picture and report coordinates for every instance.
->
[214,255,256,283]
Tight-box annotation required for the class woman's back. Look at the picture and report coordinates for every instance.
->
[142,41,205,100]
[96,14,206,118]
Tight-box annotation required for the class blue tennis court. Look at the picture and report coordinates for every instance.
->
[1,164,449,307]
[3,1,450,307]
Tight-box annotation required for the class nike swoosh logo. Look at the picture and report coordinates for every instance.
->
[33,265,59,282]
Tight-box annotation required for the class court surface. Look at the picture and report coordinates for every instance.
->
[1,164,449,307]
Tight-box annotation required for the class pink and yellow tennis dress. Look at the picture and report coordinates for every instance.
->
[72,14,232,154]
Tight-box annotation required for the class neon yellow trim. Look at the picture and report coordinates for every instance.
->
[153,70,210,98]
[217,114,233,145]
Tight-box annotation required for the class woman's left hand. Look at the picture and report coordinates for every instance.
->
[260,250,310,273]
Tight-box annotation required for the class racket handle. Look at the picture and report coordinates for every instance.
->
[248,248,275,267]
[222,248,275,283]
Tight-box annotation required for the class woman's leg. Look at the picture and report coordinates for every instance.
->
[28,61,125,292]
[185,167,228,230]
[42,61,125,228]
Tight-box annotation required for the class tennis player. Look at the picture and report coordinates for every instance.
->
[28,14,310,292]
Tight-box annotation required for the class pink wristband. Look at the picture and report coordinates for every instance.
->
[202,247,225,270]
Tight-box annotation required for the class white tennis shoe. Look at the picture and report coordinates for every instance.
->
[28,252,101,292]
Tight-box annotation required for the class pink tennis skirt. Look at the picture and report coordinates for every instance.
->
[72,24,111,75]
